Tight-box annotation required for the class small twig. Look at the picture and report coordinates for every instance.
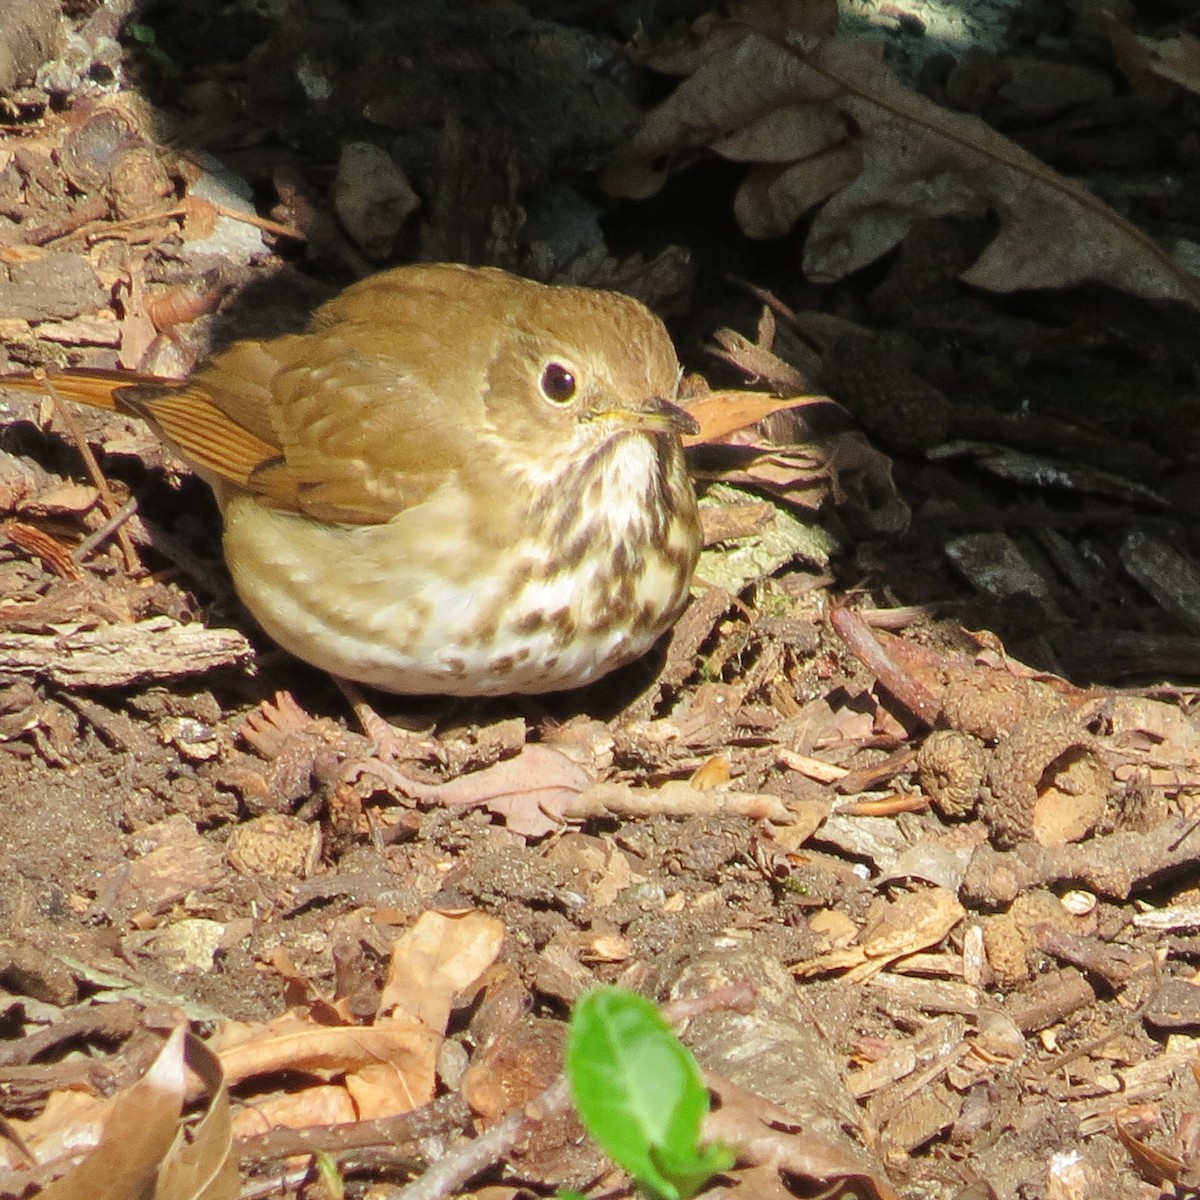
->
[1169,809,1200,852]
[236,1094,472,1168]
[834,747,916,795]
[393,1076,572,1200]
[42,382,141,575]
[24,195,110,245]
[830,604,942,727]
[72,495,139,563]
[777,747,847,783]
[211,201,304,241]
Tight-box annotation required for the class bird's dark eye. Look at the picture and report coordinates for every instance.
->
[540,361,577,404]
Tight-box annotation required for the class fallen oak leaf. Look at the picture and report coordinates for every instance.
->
[362,744,589,838]
[378,910,505,1031]
[791,36,1200,302]
[608,24,1200,309]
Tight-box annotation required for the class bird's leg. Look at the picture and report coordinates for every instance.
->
[332,676,432,762]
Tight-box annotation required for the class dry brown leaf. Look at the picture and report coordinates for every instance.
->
[607,25,1200,308]
[1114,1109,1184,1187]
[49,1024,185,1198]
[215,914,502,1130]
[229,1085,356,1141]
[734,144,863,239]
[155,1034,238,1200]
[34,1025,236,1200]
[115,270,162,371]
[1107,695,1200,771]
[1111,25,1200,96]
[682,390,831,445]
[336,1064,417,1123]
[703,1074,900,1200]
[214,1010,439,1091]
[0,1091,106,1173]
[690,754,732,789]
[791,886,965,980]
[700,431,906,531]
[378,909,505,1031]
[402,743,590,838]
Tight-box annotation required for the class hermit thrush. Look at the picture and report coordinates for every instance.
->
[5,264,701,695]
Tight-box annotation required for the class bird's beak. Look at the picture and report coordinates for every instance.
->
[596,396,699,437]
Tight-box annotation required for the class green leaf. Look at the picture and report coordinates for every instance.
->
[566,987,733,1200]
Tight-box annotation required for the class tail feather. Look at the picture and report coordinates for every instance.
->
[3,367,286,496]
[1,368,171,412]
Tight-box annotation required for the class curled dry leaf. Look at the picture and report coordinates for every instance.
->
[214,1009,441,1102]
[1111,24,1200,97]
[155,1033,239,1200]
[686,325,908,533]
[19,1026,237,1200]
[790,886,965,980]
[211,911,502,1132]
[378,909,505,1033]
[606,24,1200,308]
[682,389,830,445]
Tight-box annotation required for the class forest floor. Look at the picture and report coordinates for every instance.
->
[2,1,1200,1198]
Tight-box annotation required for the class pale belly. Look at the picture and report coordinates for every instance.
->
[220,491,693,695]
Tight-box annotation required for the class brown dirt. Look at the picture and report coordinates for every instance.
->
[3,2,1200,1198]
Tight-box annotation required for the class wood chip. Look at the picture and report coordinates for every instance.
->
[0,616,253,686]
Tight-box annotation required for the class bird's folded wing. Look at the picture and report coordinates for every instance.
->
[3,318,481,526]
[254,332,477,525]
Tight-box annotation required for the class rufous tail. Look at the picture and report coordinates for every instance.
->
[1,368,167,412]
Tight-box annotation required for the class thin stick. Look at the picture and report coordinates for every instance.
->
[391,1077,571,1200]
[43,382,142,575]
[72,495,139,563]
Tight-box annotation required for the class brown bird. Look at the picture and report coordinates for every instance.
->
[4,263,701,695]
